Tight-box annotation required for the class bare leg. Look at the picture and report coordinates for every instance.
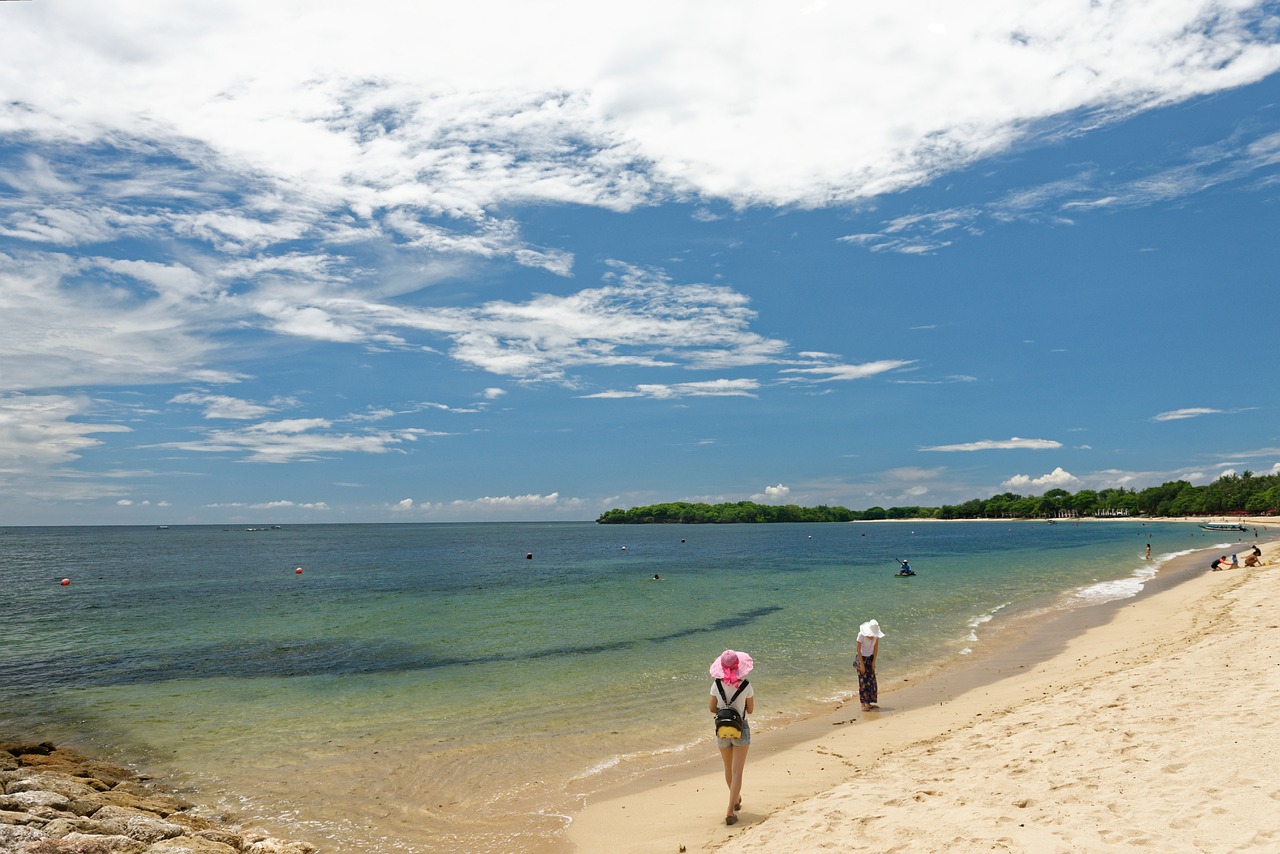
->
[719,745,734,792]
[721,744,749,821]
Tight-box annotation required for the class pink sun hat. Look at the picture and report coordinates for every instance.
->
[710,649,754,686]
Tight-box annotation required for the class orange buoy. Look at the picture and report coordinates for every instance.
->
[295,567,303,574]
[60,578,70,586]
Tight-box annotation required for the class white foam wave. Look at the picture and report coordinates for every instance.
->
[960,601,1011,650]
[1068,548,1195,605]
[568,738,701,782]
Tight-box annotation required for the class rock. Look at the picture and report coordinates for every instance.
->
[122,815,184,844]
[0,740,56,757]
[89,790,188,817]
[92,806,164,825]
[1,807,45,826]
[241,839,317,854]
[34,816,128,838]
[0,789,72,811]
[142,837,240,853]
[8,772,103,800]
[190,828,245,849]
[16,830,148,852]
[0,823,49,847]
[0,739,312,854]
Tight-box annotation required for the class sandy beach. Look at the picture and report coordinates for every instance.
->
[567,528,1280,853]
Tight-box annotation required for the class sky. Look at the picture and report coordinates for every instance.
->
[2,1,1279,526]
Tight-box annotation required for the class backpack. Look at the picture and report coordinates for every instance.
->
[714,678,750,739]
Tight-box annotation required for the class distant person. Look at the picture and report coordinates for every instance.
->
[709,649,754,826]
[1146,543,1151,560]
[1210,555,1231,571]
[1230,553,1239,567]
[1244,546,1263,567]
[855,619,884,711]
[896,559,915,577]
[653,573,661,580]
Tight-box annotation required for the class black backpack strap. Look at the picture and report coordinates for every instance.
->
[716,678,749,707]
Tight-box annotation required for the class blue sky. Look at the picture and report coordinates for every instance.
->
[2,1,1279,525]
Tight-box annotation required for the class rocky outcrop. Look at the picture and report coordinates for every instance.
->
[0,741,315,854]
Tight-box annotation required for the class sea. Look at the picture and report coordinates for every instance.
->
[0,520,1246,851]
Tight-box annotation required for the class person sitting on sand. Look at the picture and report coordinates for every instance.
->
[709,649,754,826]
[1210,556,1231,571]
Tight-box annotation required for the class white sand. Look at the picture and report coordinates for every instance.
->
[566,536,1280,853]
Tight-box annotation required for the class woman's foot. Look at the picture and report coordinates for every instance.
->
[725,814,738,826]
[861,704,872,711]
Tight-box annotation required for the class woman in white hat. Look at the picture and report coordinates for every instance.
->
[855,620,884,711]
[709,649,754,825]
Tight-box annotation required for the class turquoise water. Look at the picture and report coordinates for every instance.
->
[0,520,1222,851]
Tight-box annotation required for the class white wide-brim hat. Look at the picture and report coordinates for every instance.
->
[859,619,885,638]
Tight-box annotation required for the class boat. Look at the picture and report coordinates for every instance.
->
[1198,522,1247,532]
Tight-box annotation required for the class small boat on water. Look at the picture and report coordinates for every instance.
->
[1198,521,1247,532]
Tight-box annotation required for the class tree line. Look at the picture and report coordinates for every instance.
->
[595,471,1280,524]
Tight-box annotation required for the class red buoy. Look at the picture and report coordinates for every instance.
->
[60,578,70,586]
[295,567,303,574]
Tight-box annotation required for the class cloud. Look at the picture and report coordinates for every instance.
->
[891,375,977,386]
[169,393,276,420]
[749,483,791,503]
[779,358,916,383]
[844,121,1280,254]
[1000,466,1084,493]
[1153,407,1225,421]
[147,419,446,463]
[922,437,1062,452]
[582,378,760,399]
[5,3,1278,214]
[205,500,331,510]
[0,393,131,470]
[391,491,590,521]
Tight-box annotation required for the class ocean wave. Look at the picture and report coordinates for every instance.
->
[1068,548,1196,605]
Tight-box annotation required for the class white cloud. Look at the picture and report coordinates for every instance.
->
[0,393,131,470]
[391,491,591,521]
[582,379,760,399]
[0,252,241,390]
[1000,466,1084,493]
[4,2,1277,213]
[842,124,1280,253]
[1153,407,1224,421]
[749,483,791,503]
[170,393,275,420]
[779,359,916,383]
[147,420,445,463]
[204,500,330,510]
[922,437,1062,452]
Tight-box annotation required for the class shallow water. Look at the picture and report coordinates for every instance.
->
[0,519,1242,851]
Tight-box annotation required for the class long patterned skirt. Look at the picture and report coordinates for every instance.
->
[857,655,878,705]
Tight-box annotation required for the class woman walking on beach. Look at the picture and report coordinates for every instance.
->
[855,619,884,711]
[709,649,754,825]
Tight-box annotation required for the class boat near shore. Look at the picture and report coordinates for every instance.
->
[1198,521,1248,532]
